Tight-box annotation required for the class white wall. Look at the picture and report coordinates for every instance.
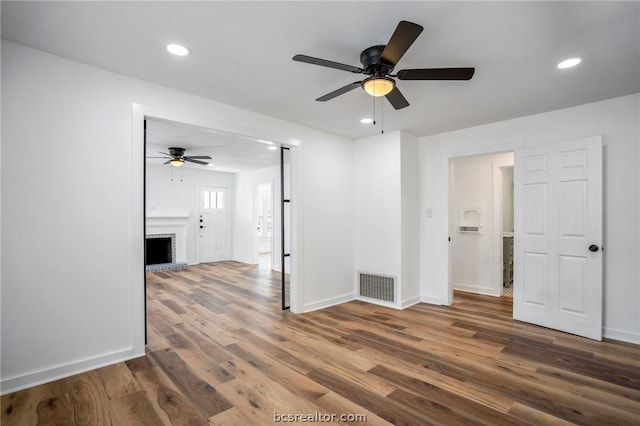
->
[298,133,355,311]
[146,164,234,264]
[450,152,513,296]
[354,131,420,308]
[232,165,280,267]
[354,132,401,280]
[419,93,640,344]
[1,41,355,393]
[400,132,420,306]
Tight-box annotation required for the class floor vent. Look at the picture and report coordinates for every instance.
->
[359,273,395,302]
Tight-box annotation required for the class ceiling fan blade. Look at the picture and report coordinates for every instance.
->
[380,21,423,67]
[184,158,209,165]
[146,156,170,159]
[397,67,475,80]
[163,160,172,165]
[385,86,410,110]
[157,151,171,156]
[316,81,362,102]
[293,54,364,74]
[185,155,212,159]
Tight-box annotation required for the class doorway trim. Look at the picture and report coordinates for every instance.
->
[439,139,524,305]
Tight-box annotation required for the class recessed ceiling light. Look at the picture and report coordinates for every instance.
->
[207,163,215,167]
[557,57,582,69]
[268,146,278,151]
[360,118,374,124]
[258,139,275,145]
[166,43,191,56]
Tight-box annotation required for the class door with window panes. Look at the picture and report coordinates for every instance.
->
[198,186,229,263]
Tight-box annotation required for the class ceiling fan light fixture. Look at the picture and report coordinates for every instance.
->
[362,76,395,97]
[170,159,185,167]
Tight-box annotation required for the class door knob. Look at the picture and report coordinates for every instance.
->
[588,244,599,252]
[200,225,206,229]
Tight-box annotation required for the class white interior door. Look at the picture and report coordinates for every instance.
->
[198,186,229,263]
[514,136,603,340]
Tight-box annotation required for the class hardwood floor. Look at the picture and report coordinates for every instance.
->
[3,261,640,425]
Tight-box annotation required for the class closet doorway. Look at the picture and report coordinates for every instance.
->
[448,152,514,300]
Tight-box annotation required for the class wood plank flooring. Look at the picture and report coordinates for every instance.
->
[3,261,640,425]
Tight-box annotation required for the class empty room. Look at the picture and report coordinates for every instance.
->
[2,1,639,425]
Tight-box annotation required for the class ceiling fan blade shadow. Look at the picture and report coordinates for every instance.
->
[185,155,212,159]
[397,68,475,80]
[184,158,209,165]
[385,87,410,110]
[316,81,362,102]
[380,21,423,67]
[293,54,364,74]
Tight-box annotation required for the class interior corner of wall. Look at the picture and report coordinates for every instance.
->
[420,294,442,305]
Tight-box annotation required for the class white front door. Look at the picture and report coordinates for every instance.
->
[198,186,229,263]
[514,136,603,340]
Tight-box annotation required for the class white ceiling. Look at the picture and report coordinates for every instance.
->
[2,1,639,142]
[145,118,280,173]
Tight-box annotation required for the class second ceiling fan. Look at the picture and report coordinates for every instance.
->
[293,20,475,110]
[148,147,212,167]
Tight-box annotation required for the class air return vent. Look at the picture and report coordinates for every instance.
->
[359,273,395,302]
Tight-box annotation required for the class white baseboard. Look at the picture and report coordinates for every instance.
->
[453,283,500,297]
[400,295,421,309]
[302,293,355,313]
[355,295,398,309]
[231,256,256,264]
[352,295,420,310]
[603,327,640,345]
[1,347,143,395]
[421,295,442,305]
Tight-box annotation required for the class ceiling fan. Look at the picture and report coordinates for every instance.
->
[293,20,475,110]
[147,147,212,167]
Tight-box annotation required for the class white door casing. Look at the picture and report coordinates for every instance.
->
[514,136,603,340]
[198,185,229,263]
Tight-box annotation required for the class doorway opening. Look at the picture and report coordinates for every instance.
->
[448,152,514,302]
[140,111,297,344]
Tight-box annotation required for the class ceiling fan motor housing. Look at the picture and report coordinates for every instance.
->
[168,147,186,157]
[360,45,394,75]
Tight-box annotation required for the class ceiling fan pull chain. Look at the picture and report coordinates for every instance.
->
[381,97,384,134]
[373,93,376,126]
